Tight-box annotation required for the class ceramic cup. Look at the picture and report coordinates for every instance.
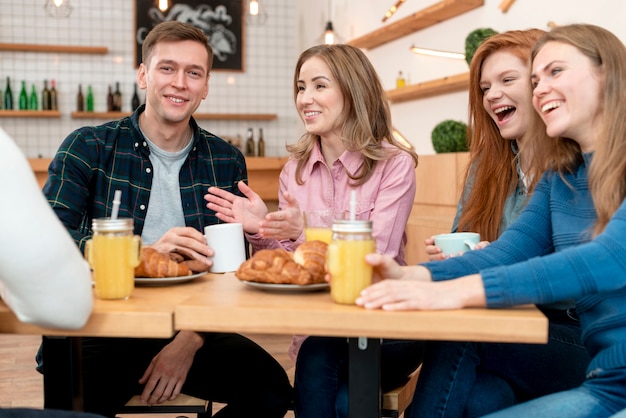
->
[204,223,246,273]
[434,232,480,256]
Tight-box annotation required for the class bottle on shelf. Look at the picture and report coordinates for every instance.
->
[107,85,114,112]
[50,79,58,110]
[0,88,3,110]
[76,84,84,112]
[19,81,28,110]
[245,127,255,157]
[42,80,51,111]
[4,77,14,110]
[257,128,265,157]
[86,85,94,112]
[112,81,122,111]
[131,83,141,110]
[396,71,406,89]
[29,84,38,110]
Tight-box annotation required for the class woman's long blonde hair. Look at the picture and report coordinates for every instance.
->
[531,24,626,235]
[287,44,418,186]
[457,29,551,241]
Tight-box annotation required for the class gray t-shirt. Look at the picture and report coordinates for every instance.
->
[141,133,194,245]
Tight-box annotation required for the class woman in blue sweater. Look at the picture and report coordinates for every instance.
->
[357,23,626,418]
[413,29,590,417]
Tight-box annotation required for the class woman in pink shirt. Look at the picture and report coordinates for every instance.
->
[206,43,421,418]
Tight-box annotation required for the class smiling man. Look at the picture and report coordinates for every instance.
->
[42,20,292,418]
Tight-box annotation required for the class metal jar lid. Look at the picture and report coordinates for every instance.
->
[91,217,134,232]
[331,219,372,233]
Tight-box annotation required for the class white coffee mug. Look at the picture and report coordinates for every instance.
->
[204,223,246,273]
[434,232,480,256]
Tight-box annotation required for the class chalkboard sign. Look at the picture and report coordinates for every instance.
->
[135,0,244,71]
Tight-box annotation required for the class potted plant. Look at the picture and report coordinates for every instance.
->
[431,119,468,153]
[465,28,498,65]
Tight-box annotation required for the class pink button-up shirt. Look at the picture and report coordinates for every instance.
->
[247,140,416,265]
[247,140,417,361]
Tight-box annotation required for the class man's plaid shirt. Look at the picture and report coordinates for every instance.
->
[43,105,248,252]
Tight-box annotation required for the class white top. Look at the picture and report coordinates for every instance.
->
[0,127,93,329]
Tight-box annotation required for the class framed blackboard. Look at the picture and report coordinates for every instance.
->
[135,0,244,71]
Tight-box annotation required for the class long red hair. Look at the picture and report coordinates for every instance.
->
[457,29,550,241]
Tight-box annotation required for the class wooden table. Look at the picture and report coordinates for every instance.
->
[0,277,209,410]
[0,273,548,417]
[175,274,548,418]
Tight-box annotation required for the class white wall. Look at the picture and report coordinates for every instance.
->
[0,0,299,158]
[298,0,626,155]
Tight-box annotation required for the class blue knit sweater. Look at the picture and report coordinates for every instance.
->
[424,154,626,373]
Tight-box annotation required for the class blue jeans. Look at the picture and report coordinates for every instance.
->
[408,317,590,418]
[483,367,626,418]
[294,336,423,418]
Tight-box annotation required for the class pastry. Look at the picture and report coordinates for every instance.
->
[171,248,209,273]
[235,240,328,285]
[135,247,191,278]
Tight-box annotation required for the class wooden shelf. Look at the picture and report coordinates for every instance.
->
[0,110,61,118]
[0,43,108,54]
[71,112,277,120]
[386,72,469,103]
[347,0,484,50]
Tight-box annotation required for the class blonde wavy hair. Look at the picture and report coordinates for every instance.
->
[287,44,418,186]
[531,24,626,235]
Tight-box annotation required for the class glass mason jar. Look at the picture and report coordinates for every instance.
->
[327,219,376,304]
[86,218,141,300]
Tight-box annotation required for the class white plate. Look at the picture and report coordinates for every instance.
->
[241,280,330,293]
[135,271,208,286]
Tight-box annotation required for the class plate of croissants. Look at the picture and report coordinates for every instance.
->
[235,240,330,292]
[134,247,208,286]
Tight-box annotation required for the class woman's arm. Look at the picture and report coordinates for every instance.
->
[0,128,93,329]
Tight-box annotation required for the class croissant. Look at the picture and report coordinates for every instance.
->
[135,247,192,278]
[293,240,327,282]
[171,248,210,273]
[235,241,328,285]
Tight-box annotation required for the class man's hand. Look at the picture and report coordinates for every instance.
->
[151,227,212,269]
[138,331,204,405]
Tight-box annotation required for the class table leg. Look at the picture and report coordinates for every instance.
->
[348,337,381,418]
[42,336,83,411]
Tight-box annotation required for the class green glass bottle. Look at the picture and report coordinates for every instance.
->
[131,83,141,110]
[29,84,38,110]
[113,81,122,112]
[76,84,84,112]
[50,79,58,110]
[19,80,28,110]
[42,80,51,110]
[4,77,13,110]
[86,85,94,112]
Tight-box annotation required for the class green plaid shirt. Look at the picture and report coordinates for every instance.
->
[43,105,247,252]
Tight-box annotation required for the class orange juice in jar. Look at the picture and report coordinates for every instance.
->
[304,209,344,244]
[304,227,333,244]
[327,220,376,304]
[86,218,141,300]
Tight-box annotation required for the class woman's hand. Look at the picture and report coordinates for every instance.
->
[205,181,268,234]
[425,236,491,260]
[424,236,446,261]
[355,253,486,311]
[258,192,304,241]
